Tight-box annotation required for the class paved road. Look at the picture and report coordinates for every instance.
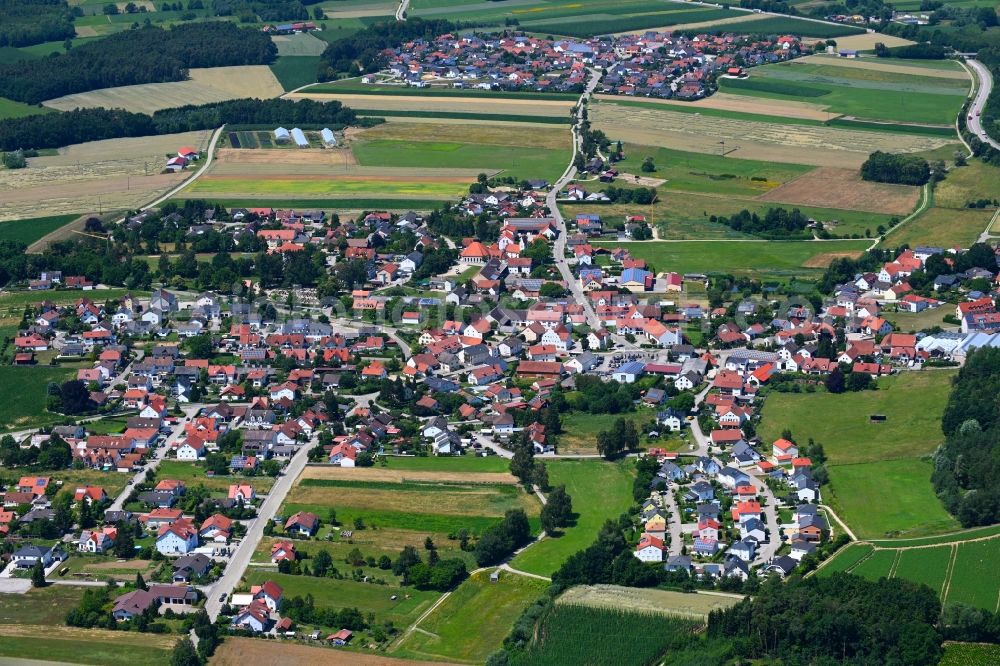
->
[203,438,312,620]
[140,125,226,212]
[395,0,409,20]
[547,68,640,352]
[967,60,1000,150]
[106,403,203,512]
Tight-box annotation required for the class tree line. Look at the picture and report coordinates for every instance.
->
[213,0,325,22]
[860,151,931,185]
[318,18,457,79]
[712,207,812,239]
[0,98,363,151]
[933,348,1000,527]
[0,22,276,104]
[0,0,75,48]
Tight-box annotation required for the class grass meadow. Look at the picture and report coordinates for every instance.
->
[0,366,76,432]
[394,570,549,663]
[510,459,634,576]
[591,239,870,275]
[186,177,471,199]
[0,96,49,120]
[156,459,276,495]
[269,56,321,92]
[720,60,966,125]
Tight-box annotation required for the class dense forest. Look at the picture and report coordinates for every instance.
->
[212,0,324,22]
[933,348,1000,527]
[0,98,364,151]
[712,207,812,239]
[317,18,456,79]
[708,574,944,665]
[0,0,75,48]
[860,151,931,185]
[0,22,276,104]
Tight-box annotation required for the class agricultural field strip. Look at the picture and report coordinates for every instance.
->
[754,62,969,96]
[555,585,742,619]
[798,54,969,80]
[41,66,285,115]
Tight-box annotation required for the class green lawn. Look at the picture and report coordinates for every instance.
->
[617,144,814,197]
[0,96,50,120]
[884,305,951,334]
[393,570,548,663]
[882,206,995,248]
[0,366,76,432]
[720,60,966,125]
[826,457,960,540]
[591,239,870,276]
[0,288,136,311]
[757,371,955,464]
[156,459,275,494]
[558,411,652,455]
[243,570,440,625]
[510,459,634,577]
[351,139,569,182]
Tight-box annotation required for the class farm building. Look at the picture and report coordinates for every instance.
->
[165,156,188,172]
[274,127,291,143]
[320,128,337,147]
[291,128,309,148]
[178,147,200,160]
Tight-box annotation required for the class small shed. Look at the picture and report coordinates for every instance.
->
[290,127,309,147]
[274,127,291,142]
[490,570,500,583]
[320,127,337,147]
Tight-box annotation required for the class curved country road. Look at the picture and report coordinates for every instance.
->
[966,60,999,150]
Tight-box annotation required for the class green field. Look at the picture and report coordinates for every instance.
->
[510,460,634,577]
[269,55,321,92]
[0,96,49,120]
[869,524,1000,549]
[697,15,864,37]
[826,458,960,539]
[758,371,955,465]
[506,603,700,666]
[894,545,953,596]
[382,455,512,473]
[0,366,76,432]
[171,197,449,210]
[0,636,173,666]
[243,570,439,625]
[351,139,569,182]
[883,206,995,248]
[591,239,870,275]
[947,540,1000,611]
[354,109,573,124]
[720,60,966,125]
[616,144,814,197]
[0,213,81,245]
[939,642,1000,666]
[0,585,84,624]
[815,543,874,576]
[849,548,896,581]
[309,79,578,100]
[394,570,549,663]
[558,411,651,454]
[186,177,471,199]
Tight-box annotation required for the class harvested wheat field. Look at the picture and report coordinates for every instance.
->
[288,92,575,117]
[802,250,867,268]
[0,131,210,220]
[758,167,921,215]
[299,465,518,485]
[594,92,832,121]
[799,54,968,80]
[43,66,284,114]
[833,33,915,50]
[212,637,449,666]
[591,103,952,168]
[557,585,743,620]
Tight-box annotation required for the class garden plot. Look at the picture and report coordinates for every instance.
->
[42,66,284,114]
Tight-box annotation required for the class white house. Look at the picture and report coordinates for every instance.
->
[176,440,206,461]
[155,519,198,555]
[633,534,664,562]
